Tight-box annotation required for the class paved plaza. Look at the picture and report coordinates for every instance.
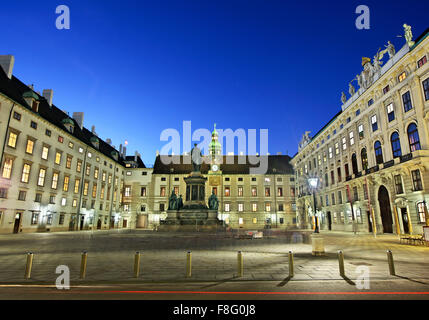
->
[0,229,428,286]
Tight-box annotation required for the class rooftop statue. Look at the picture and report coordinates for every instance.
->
[403,24,415,47]
[341,92,347,104]
[348,82,355,96]
[385,41,396,59]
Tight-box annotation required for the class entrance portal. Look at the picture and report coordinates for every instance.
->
[378,186,393,233]
[400,208,409,234]
[327,212,332,230]
[367,211,373,233]
[13,213,22,233]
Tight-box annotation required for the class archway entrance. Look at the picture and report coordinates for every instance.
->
[378,186,393,233]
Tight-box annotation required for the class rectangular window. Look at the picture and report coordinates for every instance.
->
[63,176,69,192]
[328,147,333,158]
[335,143,339,155]
[37,168,46,186]
[383,85,390,94]
[100,186,105,199]
[394,175,404,194]
[353,186,358,201]
[94,167,99,179]
[224,203,230,212]
[76,160,82,173]
[159,203,165,211]
[173,186,179,195]
[251,187,257,197]
[349,131,355,146]
[61,197,66,206]
[21,163,31,183]
[31,212,39,225]
[13,111,21,120]
[402,91,413,112]
[7,132,17,148]
[141,187,146,197]
[2,158,13,179]
[83,181,89,196]
[338,191,342,204]
[355,109,360,116]
[331,171,335,185]
[160,187,166,197]
[45,129,51,136]
[51,172,59,189]
[238,186,243,196]
[417,56,427,68]
[92,184,97,197]
[30,121,37,129]
[331,193,335,205]
[85,164,91,176]
[238,203,244,212]
[252,203,257,212]
[277,187,283,197]
[342,137,347,150]
[423,78,429,101]
[41,146,49,160]
[290,187,295,197]
[26,139,34,154]
[358,124,364,140]
[398,72,406,82]
[417,202,427,223]
[35,193,42,202]
[363,184,368,200]
[368,99,374,107]
[125,186,131,197]
[74,179,80,194]
[337,167,342,182]
[265,203,271,212]
[58,136,63,143]
[411,170,423,191]
[55,152,62,165]
[265,187,270,197]
[371,115,378,132]
[224,187,230,197]
[59,214,65,225]
[18,190,26,201]
[387,103,395,122]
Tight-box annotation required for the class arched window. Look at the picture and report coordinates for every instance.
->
[351,153,358,175]
[407,123,421,152]
[374,141,383,165]
[361,148,368,170]
[391,132,402,158]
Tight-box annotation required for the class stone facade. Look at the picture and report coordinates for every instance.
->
[291,27,429,235]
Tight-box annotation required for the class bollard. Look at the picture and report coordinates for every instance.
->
[80,251,88,279]
[338,250,345,277]
[387,250,395,276]
[288,251,294,278]
[134,251,141,278]
[237,251,244,277]
[186,251,192,278]
[24,252,34,280]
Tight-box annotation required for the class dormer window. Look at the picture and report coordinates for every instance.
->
[22,90,40,112]
[90,136,99,149]
[61,118,75,133]
[111,151,118,161]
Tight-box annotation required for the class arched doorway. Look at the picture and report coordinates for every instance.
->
[378,186,393,233]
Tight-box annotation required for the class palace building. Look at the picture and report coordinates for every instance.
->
[0,55,296,233]
[291,26,429,235]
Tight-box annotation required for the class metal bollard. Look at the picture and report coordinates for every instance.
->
[288,251,294,278]
[237,251,244,277]
[80,251,88,279]
[338,250,345,277]
[24,252,34,279]
[134,252,141,278]
[186,251,192,278]
[387,250,395,276]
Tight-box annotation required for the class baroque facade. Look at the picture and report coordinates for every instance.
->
[291,26,429,235]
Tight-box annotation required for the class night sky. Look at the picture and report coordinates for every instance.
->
[2,0,429,166]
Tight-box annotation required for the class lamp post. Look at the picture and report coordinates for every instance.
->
[308,177,319,233]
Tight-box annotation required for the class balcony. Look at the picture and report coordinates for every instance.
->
[400,153,413,163]
[383,160,394,168]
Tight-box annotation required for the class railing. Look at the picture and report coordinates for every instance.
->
[400,153,413,163]
[383,160,394,168]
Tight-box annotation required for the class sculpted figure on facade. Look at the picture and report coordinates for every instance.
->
[341,92,347,104]
[349,82,355,96]
[385,41,396,59]
[403,24,415,47]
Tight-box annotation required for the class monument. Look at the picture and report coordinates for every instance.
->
[159,144,223,231]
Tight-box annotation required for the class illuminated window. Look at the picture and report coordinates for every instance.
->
[76,160,82,172]
[411,169,423,191]
[92,184,97,197]
[102,172,106,182]
[86,164,91,176]
[26,139,34,154]
[277,187,283,196]
[252,218,257,224]
[21,163,31,183]
[417,56,427,68]
[349,131,354,146]
[125,186,131,197]
[251,187,257,197]
[252,203,257,212]
[55,152,62,165]
[42,146,49,160]
[239,217,244,225]
[65,155,72,168]
[265,187,270,197]
[265,203,271,212]
[7,132,17,148]
[407,123,421,152]
[83,181,89,196]
[72,199,77,207]
[387,103,395,122]
[224,187,230,197]
[61,197,67,206]
[417,202,427,223]
[238,186,243,197]
[2,158,13,179]
[328,147,333,158]
[74,179,80,194]
[358,124,364,140]
[398,72,406,82]
[141,187,146,196]
[371,115,378,132]
[224,203,230,212]
[238,203,243,212]
[335,143,339,155]
[342,137,347,150]
[94,167,99,179]
[160,187,165,197]
[58,136,63,143]
[100,186,105,199]
[68,141,74,149]
[37,168,46,186]
[52,172,59,189]
[63,176,70,192]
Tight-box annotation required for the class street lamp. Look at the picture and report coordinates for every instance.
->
[308,177,319,233]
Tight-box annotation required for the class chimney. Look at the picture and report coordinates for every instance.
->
[123,146,127,157]
[0,55,14,79]
[91,125,96,134]
[42,89,53,106]
[134,151,138,162]
[106,138,112,145]
[119,144,123,155]
[72,112,84,128]
[277,152,282,155]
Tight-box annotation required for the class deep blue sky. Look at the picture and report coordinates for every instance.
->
[2,0,428,166]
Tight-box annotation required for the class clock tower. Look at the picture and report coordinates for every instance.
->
[209,124,222,172]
